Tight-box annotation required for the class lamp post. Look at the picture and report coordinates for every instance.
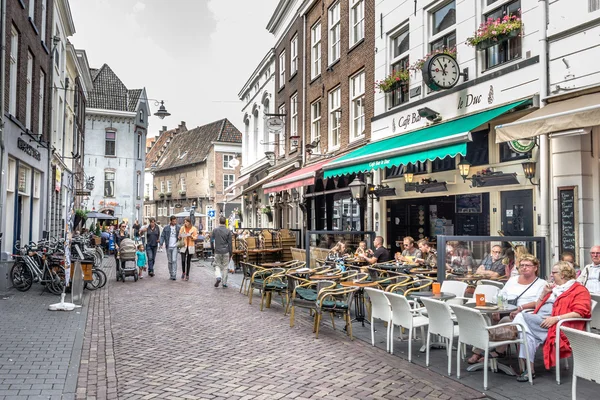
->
[153,101,171,119]
[348,177,367,231]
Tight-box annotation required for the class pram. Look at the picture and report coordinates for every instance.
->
[116,238,138,282]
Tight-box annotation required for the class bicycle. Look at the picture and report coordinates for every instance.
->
[10,241,66,295]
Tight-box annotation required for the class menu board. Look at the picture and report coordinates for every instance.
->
[558,186,578,257]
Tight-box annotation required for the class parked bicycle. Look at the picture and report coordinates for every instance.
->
[10,241,66,295]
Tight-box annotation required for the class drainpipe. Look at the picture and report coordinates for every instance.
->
[0,0,6,245]
[539,0,550,267]
[301,13,307,167]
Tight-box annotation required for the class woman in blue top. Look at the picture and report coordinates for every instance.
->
[136,244,147,279]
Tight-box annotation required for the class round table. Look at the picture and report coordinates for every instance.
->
[407,291,456,301]
[409,268,438,276]
[310,274,342,280]
[260,261,288,268]
[464,302,517,315]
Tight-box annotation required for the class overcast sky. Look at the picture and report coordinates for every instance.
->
[69,0,279,136]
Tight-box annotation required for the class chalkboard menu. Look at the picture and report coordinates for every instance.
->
[558,186,578,257]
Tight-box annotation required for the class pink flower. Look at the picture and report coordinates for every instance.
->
[492,30,497,35]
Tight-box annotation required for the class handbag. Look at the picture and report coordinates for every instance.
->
[177,238,185,249]
[488,324,519,341]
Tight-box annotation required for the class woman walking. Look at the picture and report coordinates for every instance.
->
[114,222,130,271]
[179,217,199,281]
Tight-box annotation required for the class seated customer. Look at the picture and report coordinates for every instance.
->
[354,241,372,258]
[359,236,390,264]
[514,261,591,382]
[395,236,422,263]
[475,244,505,278]
[414,238,437,268]
[445,241,474,274]
[576,246,600,293]
[328,241,348,261]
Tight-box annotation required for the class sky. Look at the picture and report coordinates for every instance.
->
[69,0,279,137]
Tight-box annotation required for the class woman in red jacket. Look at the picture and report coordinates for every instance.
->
[514,261,591,382]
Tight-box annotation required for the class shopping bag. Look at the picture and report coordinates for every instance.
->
[228,258,235,273]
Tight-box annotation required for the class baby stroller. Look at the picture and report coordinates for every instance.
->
[116,238,138,282]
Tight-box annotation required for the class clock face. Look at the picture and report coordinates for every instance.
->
[423,53,460,91]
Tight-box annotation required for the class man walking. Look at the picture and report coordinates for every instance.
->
[212,216,232,288]
[140,218,160,277]
[159,215,181,280]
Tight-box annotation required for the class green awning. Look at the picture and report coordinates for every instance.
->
[323,99,529,178]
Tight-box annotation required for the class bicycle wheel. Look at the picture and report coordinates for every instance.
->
[95,268,107,288]
[10,262,33,292]
[84,270,100,290]
[49,265,66,295]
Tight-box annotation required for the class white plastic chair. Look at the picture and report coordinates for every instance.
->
[450,304,533,390]
[441,280,469,305]
[465,284,500,304]
[478,279,505,290]
[384,292,429,362]
[562,327,600,400]
[421,297,460,376]
[364,287,392,352]
[590,294,600,330]
[555,299,598,384]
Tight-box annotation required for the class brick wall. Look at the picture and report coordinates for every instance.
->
[5,0,53,140]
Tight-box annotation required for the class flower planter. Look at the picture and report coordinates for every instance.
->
[179,192,186,197]
[159,193,165,199]
[166,192,172,198]
[475,29,520,51]
[383,80,407,93]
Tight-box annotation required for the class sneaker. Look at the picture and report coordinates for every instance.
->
[214,277,222,287]
[181,273,186,279]
[516,371,535,382]
[149,272,154,277]
[170,277,176,281]
[222,284,228,288]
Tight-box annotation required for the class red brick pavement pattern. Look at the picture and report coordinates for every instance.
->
[78,254,487,400]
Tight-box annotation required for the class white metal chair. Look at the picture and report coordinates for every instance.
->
[421,297,460,376]
[450,304,533,390]
[384,292,429,362]
[590,294,600,331]
[555,299,598,384]
[561,327,600,400]
[364,287,392,352]
[465,284,500,304]
[441,280,469,305]
[478,279,505,290]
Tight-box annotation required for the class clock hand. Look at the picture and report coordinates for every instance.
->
[437,59,447,75]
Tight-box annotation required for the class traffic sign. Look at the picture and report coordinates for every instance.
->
[208,209,216,218]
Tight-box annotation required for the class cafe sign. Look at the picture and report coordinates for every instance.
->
[508,138,535,154]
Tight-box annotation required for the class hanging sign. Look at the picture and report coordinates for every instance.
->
[508,139,535,154]
[266,117,284,133]
[55,166,62,192]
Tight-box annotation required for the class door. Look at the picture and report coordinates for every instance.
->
[501,190,533,236]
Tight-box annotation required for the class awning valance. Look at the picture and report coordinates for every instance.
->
[323,99,529,178]
[229,163,298,200]
[495,92,600,142]
[263,157,338,193]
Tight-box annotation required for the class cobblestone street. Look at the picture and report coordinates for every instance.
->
[75,252,486,400]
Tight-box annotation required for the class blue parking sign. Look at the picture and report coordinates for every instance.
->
[208,209,216,218]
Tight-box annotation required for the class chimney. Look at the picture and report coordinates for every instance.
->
[178,121,187,133]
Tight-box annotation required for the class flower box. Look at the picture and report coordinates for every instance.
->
[475,29,520,51]
[165,192,172,197]
[144,196,150,201]
[178,191,186,197]
[159,193,165,199]
[411,47,457,72]
[375,69,410,93]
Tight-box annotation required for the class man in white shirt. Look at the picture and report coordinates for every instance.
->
[577,245,600,293]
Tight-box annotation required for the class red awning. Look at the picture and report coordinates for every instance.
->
[263,157,337,194]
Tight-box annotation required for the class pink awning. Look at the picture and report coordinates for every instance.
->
[263,157,338,194]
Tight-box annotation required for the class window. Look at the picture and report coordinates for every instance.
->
[591,0,600,12]
[484,0,521,69]
[329,2,341,64]
[310,100,321,152]
[430,31,456,52]
[145,183,150,197]
[180,177,186,192]
[104,171,115,197]
[328,87,341,149]
[18,166,30,195]
[29,0,35,22]
[160,181,165,193]
[137,134,142,160]
[9,26,18,116]
[290,94,298,148]
[432,156,455,172]
[223,174,234,190]
[500,142,530,162]
[41,0,47,43]
[432,1,456,35]
[350,0,365,46]
[169,206,174,216]
[279,50,286,87]
[145,205,151,216]
[7,159,15,192]
[167,180,172,193]
[311,22,322,78]
[278,104,286,156]
[105,130,116,156]
[223,154,234,169]
[390,28,410,108]
[38,71,45,135]
[26,53,33,130]
[465,130,490,166]
[350,71,365,140]
[136,174,140,198]
[290,35,298,75]
[139,109,144,123]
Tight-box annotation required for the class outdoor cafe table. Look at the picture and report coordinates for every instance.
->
[310,273,342,281]
[260,261,289,268]
[463,302,519,376]
[407,291,456,301]
[340,280,379,326]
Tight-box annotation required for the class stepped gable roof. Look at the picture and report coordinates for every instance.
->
[88,64,143,112]
[145,125,186,167]
[154,119,241,172]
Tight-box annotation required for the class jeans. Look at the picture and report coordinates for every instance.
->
[146,245,157,273]
[214,253,230,285]
[166,247,179,279]
[181,248,192,276]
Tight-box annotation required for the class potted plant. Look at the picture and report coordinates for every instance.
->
[375,68,410,93]
[74,209,87,230]
[165,191,172,197]
[159,192,165,199]
[261,206,273,222]
[144,195,150,201]
[411,47,457,72]
[178,190,186,197]
[466,14,522,50]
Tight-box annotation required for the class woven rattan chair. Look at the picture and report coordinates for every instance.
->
[288,278,336,327]
[239,262,265,296]
[258,268,287,311]
[561,327,600,399]
[314,286,358,340]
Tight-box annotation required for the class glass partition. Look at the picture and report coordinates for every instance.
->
[305,230,376,266]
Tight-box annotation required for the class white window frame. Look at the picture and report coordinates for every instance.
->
[7,159,16,192]
[279,50,286,87]
[429,1,457,45]
[278,104,286,156]
[9,26,19,116]
[157,207,163,217]
[18,166,31,195]
[350,0,365,46]
[38,71,45,136]
[104,171,115,197]
[166,180,172,193]
[40,0,47,43]
[29,0,36,21]
[290,35,298,75]
[290,94,298,148]
[145,183,150,197]
[328,87,341,150]
[223,174,234,191]
[160,181,165,193]
[349,70,365,141]
[105,130,116,156]
[328,2,341,65]
[33,171,41,199]
[25,52,33,130]
[223,154,234,169]
[180,177,187,192]
[311,22,322,78]
[310,100,321,153]
[137,133,143,160]
[169,206,174,216]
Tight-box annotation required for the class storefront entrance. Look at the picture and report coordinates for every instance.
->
[500,189,533,236]
[386,194,490,255]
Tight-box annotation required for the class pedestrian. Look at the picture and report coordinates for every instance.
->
[132,219,141,244]
[179,217,199,281]
[139,218,160,277]
[159,215,182,280]
[211,216,232,288]
[136,244,147,279]
[114,222,130,271]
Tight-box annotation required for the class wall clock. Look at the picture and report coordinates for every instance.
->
[421,53,461,91]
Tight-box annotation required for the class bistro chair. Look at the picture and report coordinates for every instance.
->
[258,268,287,312]
[561,327,600,399]
[364,288,392,352]
[384,292,429,362]
[590,294,600,331]
[478,279,505,290]
[465,284,500,304]
[314,286,358,340]
[288,278,336,327]
[239,261,265,296]
[420,297,460,376]
[440,280,469,305]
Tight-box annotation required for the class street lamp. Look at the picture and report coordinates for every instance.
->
[521,160,539,185]
[348,177,366,201]
[458,159,472,182]
[153,100,171,119]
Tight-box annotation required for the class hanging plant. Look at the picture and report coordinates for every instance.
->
[410,47,457,72]
[375,69,410,93]
[466,14,522,50]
